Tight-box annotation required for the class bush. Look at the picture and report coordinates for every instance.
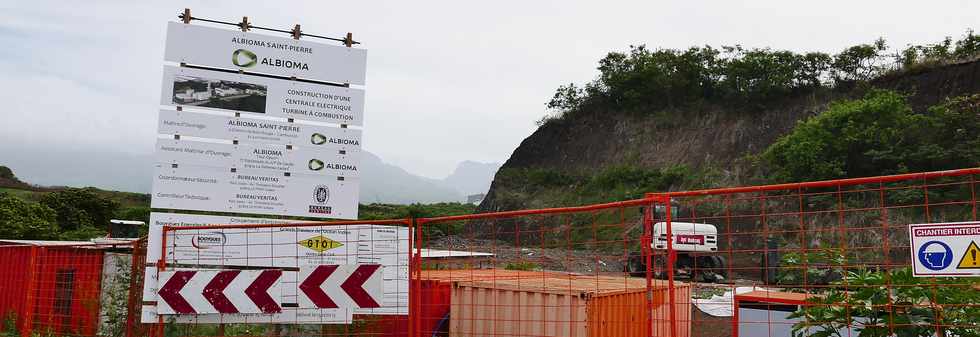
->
[764,91,980,183]
[0,192,59,240]
[790,268,980,337]
[543,30,980,124]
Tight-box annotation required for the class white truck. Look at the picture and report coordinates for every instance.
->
[626,204,728,282]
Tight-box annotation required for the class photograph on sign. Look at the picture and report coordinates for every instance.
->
[158,110,362,149]
[154,138,360,177]
[160,66,365,126]
[164,22,367,85]
[173,75,267,113]
[150,164,359,219]
[908,222,980,277]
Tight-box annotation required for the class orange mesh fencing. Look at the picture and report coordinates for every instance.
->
[143,168,980,337]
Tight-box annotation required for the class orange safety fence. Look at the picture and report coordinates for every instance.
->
[2,168,978,337]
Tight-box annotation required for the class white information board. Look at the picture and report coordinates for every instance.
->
[160,66,364,126]
[154,138,360,178]
[150,164,359,219]
[165,22,367,85]
[158,109,362,148]
[909,222,980,277]
[141,212,409,323]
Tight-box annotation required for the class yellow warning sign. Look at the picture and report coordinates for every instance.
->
[956,241,980,269]
[298,235,344,253]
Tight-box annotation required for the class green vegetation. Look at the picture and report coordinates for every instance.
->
[543,31,980,125]
[789,268,980,337]
[495,164,719,207]
[763,91,980,183]
[360,202,476,238]
[0,165,477,240]
[0,166,17,181]
[503,261,539,271]
[0,192,59,239]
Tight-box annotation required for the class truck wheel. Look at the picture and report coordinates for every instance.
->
[709,256,728,281]
[626,253,645,277]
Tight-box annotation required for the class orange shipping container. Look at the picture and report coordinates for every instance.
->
[449,273,691,337]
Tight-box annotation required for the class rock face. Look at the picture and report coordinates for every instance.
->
[480,59,980,213]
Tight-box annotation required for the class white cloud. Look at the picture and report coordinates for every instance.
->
[1,0,978,182]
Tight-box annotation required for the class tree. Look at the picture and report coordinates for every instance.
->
[0,166,16,181]
[0,192,59,239]
[39,188,117,239]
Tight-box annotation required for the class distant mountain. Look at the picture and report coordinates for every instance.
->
[439,160,501,196]
[359,152,464,204]
[0,141,499,204]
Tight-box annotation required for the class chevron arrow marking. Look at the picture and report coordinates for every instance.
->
[158,270,197,314]
[341,264,382,308]
[299,265,340,308]
[244,269,283,313]
[202,270,240,314]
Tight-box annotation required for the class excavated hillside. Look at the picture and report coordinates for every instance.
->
[480,59,980,213]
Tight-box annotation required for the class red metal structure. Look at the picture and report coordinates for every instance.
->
[3,168,978,337]
[0,242,107,337]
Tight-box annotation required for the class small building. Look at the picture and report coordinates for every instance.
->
[0,239,135,337]
[466,193,485,205]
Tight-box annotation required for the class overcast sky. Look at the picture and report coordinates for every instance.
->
[0,0,977,187]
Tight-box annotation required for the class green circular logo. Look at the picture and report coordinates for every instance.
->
[308,159,324,171]
[311,133,327,145]
[232,49,257,68]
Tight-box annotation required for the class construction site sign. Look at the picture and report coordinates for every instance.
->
[150,164,360,219]
[909,222,980,277]
[164,22,367,85]
[154,138,360,178]
[158,109,362,148]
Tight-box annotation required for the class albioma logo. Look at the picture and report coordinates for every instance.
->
[232,49,257,67]
[232,49,310,70]
[191,232,227,249]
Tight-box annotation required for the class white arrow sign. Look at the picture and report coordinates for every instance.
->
[298,265,384,310]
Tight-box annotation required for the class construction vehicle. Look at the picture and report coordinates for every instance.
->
[626,202,728,282]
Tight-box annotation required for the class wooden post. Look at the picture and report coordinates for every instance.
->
[292,24,301,40]
[345,32,353,47]
[181,8,191,24]
[240,16,250,32]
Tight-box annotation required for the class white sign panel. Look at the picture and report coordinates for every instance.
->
[150,164,358,219]
[160,66,364,126]
[165,22,367,85]
[155,138,360,178]
[909,222,980,277]
[158,110,362,147]
[157,269,284,315]
[141,213,409,323]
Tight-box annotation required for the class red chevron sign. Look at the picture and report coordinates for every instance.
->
[298,264,383,310]
[157,269,283,314]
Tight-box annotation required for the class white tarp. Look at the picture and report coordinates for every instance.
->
[160,66,365,126]
[165,22,367,85]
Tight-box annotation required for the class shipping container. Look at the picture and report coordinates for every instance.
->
[449,273,691,337]
[0,242,111,337]
[370,269,564,337]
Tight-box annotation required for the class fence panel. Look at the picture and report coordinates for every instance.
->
[660,169,980,337]
[150,219,413,337]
